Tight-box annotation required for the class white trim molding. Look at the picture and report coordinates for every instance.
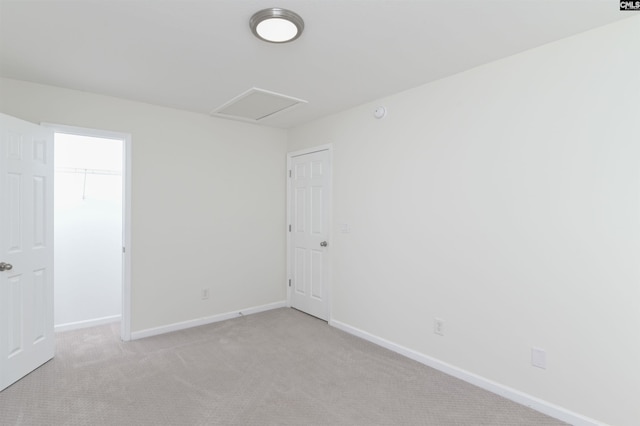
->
[329,319,604,426]
[130,301,286,340]
[55,315,121,333]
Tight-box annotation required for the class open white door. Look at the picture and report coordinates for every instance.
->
[289,148,331,320]
[0,113,54,391]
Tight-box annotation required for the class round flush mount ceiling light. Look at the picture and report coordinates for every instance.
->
[250,8,304,43]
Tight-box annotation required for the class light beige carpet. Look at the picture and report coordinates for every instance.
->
[0,308,567,425]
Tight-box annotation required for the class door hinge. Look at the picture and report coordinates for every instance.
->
[122,247,126,253]
[288,279,291,287]
[289,170,292,178]
[289,225,291,232]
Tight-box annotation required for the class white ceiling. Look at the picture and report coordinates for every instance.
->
[0,0,631,128]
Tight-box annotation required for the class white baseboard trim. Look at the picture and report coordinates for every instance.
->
[130,301,287,340]
[55,315,121,332]
[329,319,603,426]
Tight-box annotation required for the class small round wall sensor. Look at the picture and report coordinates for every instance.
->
[373,106,387,119]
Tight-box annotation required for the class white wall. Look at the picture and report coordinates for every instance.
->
[0,78,288,333]
[54,134,123,329]
[288,16,640,426]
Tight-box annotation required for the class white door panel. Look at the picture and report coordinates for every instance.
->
[289,150,330,320]
[1,113,54,391]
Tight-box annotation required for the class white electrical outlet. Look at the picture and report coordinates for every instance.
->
[531,347,546,369]
[201,288,210,300]
[434,318,445,336]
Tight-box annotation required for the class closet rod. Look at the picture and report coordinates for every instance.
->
[55,167,121,176]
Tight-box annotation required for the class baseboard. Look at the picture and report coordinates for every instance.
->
[55,315,121,332]
[329,319,603,426]
[130,301,287,340]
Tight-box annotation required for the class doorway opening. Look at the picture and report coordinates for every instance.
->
[46,124,132,341]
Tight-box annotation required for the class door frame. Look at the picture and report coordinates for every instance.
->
[42,123,132,341]
[286,144,333,320]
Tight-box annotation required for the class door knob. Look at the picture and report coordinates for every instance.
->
[320,241,328,247]
[0,262,13,272]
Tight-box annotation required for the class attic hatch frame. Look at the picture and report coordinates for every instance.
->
[210,87,307,124]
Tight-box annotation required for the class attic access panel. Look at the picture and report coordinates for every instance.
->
[211,88,307,122]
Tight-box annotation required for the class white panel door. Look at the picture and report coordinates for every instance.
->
[290,149,330,320]
[0,113,54,391]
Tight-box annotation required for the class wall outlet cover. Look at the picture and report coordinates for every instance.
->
[434,318,444,336]
[531,347,546,369]
[339,223,351,233]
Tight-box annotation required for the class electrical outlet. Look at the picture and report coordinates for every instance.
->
[434,318,444,336]
[531,347,546,369]
[201,288,210,300]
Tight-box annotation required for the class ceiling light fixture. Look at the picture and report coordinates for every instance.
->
[250,8,304,43]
